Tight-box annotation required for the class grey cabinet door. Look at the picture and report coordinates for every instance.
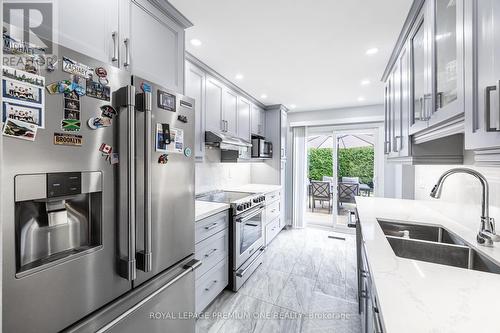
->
[409,9,430,134]
[399,44,411,157]
[389,59,402,158]
[428,0,464,127]
[205,77,224,133]
[238,97,251,141]
[185,61,206,160]
[464,0,500,150]
[122,0,185,93]
[57,0,119,66]
[259,109,266,135]
[223,89,238,136]
[251,104,260,135]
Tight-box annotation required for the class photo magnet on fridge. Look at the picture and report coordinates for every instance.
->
[64,98,80,111]
[155,123,170,152]
[3,101,43,127]
[86,79,111,101]
[64,109,80,120]
[2,118,37,141]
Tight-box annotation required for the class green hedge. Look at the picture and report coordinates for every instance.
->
[308,147,374,185]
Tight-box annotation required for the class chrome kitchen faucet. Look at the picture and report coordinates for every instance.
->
[430,168,500,247]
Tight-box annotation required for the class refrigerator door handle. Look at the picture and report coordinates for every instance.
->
[135,91,153,272]
[115,85,137,281]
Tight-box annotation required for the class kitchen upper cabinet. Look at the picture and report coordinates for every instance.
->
[427,0,464,128]
[383,0,464,164]
[185,61,206,161]
[237,97,251,141]
[409,12,429,135]
[121,0,185,93]
[205,76,224,133]
[57,0,120,66]
[223,89,238,136]
[463,0,500,163]
[251,105,265,136]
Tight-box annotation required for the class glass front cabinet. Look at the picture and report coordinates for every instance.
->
[383,0,465,164]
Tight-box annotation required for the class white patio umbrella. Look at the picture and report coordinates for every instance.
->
[308,134,374,149]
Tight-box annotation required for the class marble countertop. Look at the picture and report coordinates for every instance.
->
[195,200,229,222]
[356,197,500,333]
[222,183,281,194]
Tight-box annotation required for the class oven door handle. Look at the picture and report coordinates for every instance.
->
[235,207,265,223]
[236,248,265,277]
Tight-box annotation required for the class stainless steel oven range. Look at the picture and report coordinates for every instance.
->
[197,191,266,290]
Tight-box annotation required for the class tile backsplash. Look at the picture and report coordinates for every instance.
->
[195,147,251,194]
[414,164,500,230]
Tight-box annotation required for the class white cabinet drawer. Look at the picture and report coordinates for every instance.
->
[195,229,228,280]
[195,210,229,243]
[265,190,280,204]
[265,217,281,246]
[266,200,280,223]
[195,259,228,313]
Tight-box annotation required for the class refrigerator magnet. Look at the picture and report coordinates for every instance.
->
[100,105,117,118]
[61,119,81,132]
[53,132,83,146]
[184,147,192,157]
[158,154,169,164]
[2,118,37,141]
[62,56,94,79]
[99,143,112,155]
[110,153,119,165]
[141,82,152,93]
[86,79,110,101]
[88,117,111,129]
[155,123,170,152]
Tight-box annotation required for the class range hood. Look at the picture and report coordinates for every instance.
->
[205,131,252,151]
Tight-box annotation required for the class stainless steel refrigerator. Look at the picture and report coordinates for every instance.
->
[1,43,198,333]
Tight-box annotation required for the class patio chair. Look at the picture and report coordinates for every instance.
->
[341,176,360,184]
[311,181,332,214]
[338,182,359,208]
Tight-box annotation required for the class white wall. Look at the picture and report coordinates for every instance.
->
[414,160,500,231]
[195,147,252,194]
[288,104,384,127]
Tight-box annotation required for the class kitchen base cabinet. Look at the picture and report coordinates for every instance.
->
[195,259,228,314]
[265,217,281,246]
[357,219,385,333]
[194,210,229,313]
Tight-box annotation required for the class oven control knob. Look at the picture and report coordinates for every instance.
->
[237,204,244,211]
[261,196,265,202]
[245,202,251,209]
[253,198,259,203]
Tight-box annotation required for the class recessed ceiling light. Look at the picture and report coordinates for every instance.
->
[357,97,366,102]
[289,104,297,109]
[361,79,371,86]
[190,39,202,47]
[235,73,244,80]
[260,94,267,99]
[366,48,379,55]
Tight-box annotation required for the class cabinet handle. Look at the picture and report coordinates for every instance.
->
[373,307,384,333]
[423,94,432,121]
[485,83,500,132]
[436,92,443,109]
[393,136,402,153]
[111,31,118,62]
[123,38,130,67]
[205,280,218,291]
[204,249,217,258]
[204,222,218,230]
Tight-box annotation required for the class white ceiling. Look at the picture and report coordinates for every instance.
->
[170,0,412,112]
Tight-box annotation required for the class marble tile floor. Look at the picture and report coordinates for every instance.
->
[196,226,361,333]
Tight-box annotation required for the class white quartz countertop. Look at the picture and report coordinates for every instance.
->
[195,200,229,222]
[356,197,500,333]
[222,183,281,194]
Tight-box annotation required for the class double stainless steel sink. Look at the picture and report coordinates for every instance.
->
[378,220,500,274]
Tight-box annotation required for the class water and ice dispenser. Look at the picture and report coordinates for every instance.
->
[14,172,103,276]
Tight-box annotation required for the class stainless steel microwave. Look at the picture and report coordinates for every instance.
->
[251,137,272,158]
